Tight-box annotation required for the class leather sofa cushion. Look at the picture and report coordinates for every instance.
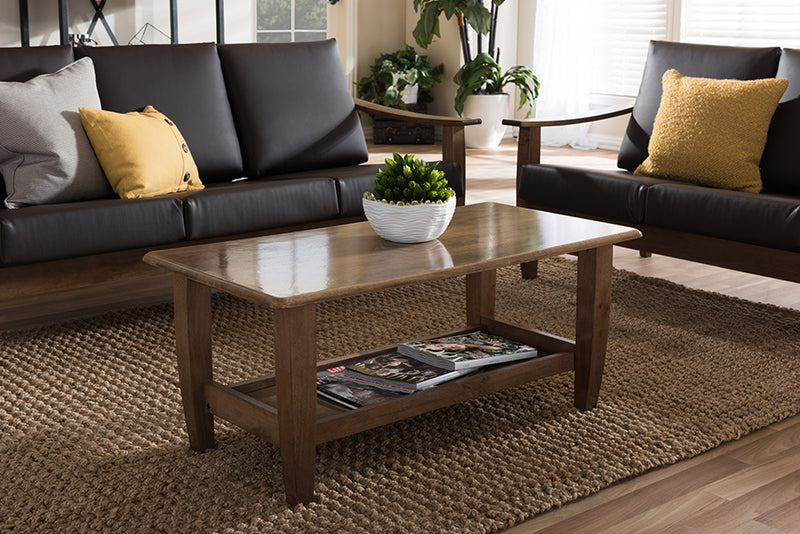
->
[618,41,781,172]
[761,48,800,195]
[218,40,368,177]
[0,197,184,266]
[645,183,800,252]
[0,45,74,82]
[269,161,463,218]
[517,164,662,225]
[182,178,340,240]
[76,44,244,183]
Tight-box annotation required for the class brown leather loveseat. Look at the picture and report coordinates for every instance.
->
[0,40,476,328]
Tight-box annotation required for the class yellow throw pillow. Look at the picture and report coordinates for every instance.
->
[634,69,788,193]
[79,105,203,199]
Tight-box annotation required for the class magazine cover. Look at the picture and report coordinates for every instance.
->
[397,331,538,370]
[344,352,473,391]
[316,366,406,409]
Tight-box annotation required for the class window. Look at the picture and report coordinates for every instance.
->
[590,1,800,96]
[256,0,328,43]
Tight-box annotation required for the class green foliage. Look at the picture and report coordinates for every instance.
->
[412,0,506,49]
[453,52,539,117]
[356,46,444,109]
[372,153,454,203]
[257,0,326,31]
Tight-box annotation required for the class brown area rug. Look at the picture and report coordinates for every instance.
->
[1,258,799,533]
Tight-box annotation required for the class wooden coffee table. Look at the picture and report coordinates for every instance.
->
[143,202,641,506]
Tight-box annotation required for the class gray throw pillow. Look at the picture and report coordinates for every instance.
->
[0,57,112,208]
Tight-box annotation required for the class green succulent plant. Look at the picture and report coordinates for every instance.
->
[370,153,454,204]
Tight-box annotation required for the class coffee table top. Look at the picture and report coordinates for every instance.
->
[144,202,641,308]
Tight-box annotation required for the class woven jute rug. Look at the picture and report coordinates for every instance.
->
[1,258,798,533]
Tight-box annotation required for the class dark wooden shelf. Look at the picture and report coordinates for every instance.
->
[206,320,576,447]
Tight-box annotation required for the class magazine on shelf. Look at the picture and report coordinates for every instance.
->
[316,366,406,409]
[344,352,474,392]
[397,331,539,370]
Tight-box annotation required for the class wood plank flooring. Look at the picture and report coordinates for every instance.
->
[368,137,800,534]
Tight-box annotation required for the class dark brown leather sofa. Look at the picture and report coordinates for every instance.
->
[0,40,477,328]
[505,40,800,283]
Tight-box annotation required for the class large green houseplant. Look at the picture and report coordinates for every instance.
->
[356,45,444,109]
[413,0,506,59]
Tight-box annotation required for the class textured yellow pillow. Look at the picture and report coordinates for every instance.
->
[79,105,203,199]
[634,69,788,193]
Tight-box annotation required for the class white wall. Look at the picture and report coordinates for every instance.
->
[0,0,254,47]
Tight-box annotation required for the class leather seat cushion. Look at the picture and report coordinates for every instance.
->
[76,44,244,183]
[0,197,184,266]
[645,183,800,252]
[618,41,781,172]
[0,45,74,82]
[518,164,663,224]
[761,48,800,195]
[182,178,340,240]
[218,40,368,177]
[268,161,463,218]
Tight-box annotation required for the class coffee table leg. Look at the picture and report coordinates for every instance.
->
[274,304,318,506]
[574,245,613,410]
[174,275,215,451]
[466,269,497,326]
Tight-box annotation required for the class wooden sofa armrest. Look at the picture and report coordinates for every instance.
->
[354,98,481,205]
[502,105,633,190]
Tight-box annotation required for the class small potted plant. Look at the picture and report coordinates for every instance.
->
[362,153,456,243]
[454,52,539,148]
[356,46,444,144]
[356,45,444,109]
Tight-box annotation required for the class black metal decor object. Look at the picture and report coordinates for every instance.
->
[58,0,69,45]
[18,0,29,46]
[87,0,120,45]
[216,0,224,43]
[170,0,178,43]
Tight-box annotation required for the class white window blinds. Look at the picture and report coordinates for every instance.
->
[681,1,800,48]
[589,0,669,96]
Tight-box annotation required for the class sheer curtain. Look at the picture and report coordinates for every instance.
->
[532,0,596,149]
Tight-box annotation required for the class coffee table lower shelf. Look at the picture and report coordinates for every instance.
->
[203,319,575,446]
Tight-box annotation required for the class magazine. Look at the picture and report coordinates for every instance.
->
[316,366,406,409]
[397,331,538,370]
[344,352,474,392]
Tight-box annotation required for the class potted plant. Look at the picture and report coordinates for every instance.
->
[362,153,456,243]
[356,46,444,144]
[412,0,539,148]
[356,45,444,109]
[454,52,539,148]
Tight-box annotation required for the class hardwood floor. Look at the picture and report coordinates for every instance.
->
[368,137,800,533]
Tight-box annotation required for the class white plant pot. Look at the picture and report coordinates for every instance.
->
[362,195,456,243]
[392,73,419,105]
[463,93,510,149]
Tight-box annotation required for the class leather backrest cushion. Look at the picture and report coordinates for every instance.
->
[75,44,243,183]
[0,45,74,82]
[760,48,800,195]
[618,40,781,172]
[219,40,368,177]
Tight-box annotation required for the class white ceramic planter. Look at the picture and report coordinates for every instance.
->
[463,93,510,149]
[392,73,419,105]
[362,195,456,243]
